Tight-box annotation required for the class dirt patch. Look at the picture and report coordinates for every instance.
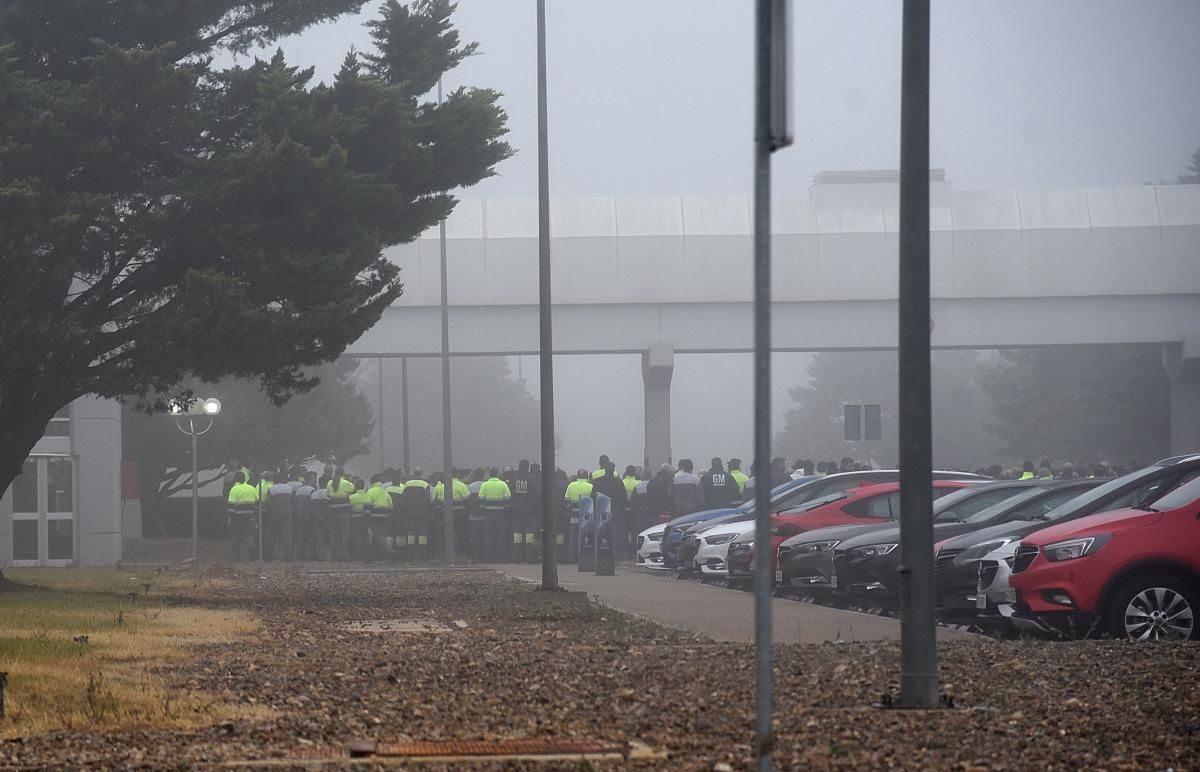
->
[2,567,1197,770]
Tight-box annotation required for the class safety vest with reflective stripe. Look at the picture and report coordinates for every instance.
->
[564,479,594,502]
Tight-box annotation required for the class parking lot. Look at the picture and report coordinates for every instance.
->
[489,563,972,644]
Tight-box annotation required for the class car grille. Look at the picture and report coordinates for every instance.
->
[978,562,999,588]
[934,548,962,574]
[1012,544,1039,574]
[637,536,645,549]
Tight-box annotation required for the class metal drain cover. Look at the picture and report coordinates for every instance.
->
[359,739,626,757]
[336,619,452,634]
[230,739,665,767]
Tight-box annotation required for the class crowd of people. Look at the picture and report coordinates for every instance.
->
[222,452,1133,563]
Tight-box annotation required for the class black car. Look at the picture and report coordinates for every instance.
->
[831,479,1103,602]
[934,456,1200,617]
[778,480,1041,590]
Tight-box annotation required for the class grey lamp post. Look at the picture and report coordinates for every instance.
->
[170,397,222,565]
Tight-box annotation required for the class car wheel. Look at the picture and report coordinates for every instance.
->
[1106,574,1199,641]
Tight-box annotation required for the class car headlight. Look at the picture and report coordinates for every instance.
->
[1043,534,1110,562]
[647,532,664,542]
[794,540,839,554]
[849,543,898,559]
[728,542,751,554]
[956,538,1012,564]
[705,533,737,545]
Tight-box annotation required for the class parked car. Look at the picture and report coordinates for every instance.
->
[1008,469,1200,640]
[689,519,756,576]
[964,481,1108,616]
[778,479,1043,590]
[677,511,756,571]
[935,455,1200,620]
[661,469,989,568]
[912,479,1104,615]
[636,522,668,567]
[727,479,975,581]
[660,476,811,569]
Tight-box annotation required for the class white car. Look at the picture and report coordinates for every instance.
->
[691,519,756,576]
[636,523,668,567]
[976,540,1019,616]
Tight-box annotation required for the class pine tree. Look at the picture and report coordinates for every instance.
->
[0,1,511,499]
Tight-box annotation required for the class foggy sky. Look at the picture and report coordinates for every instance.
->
[239,1,1200,472]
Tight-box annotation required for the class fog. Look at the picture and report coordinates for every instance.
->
[237,1,1200,474]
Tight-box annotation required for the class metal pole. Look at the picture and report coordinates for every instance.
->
[377,357,385,475]
[897,0,937,708]
[536,0,559,591]
[752,0,774,768]
[401,357,411,472]
[438,77,456,563]
[191,419,199,564]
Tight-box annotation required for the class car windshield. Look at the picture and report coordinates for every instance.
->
[778,490,849,514]
[933,485,1023,521]
[961,487,1048,523]
[735,476,821,513]
[1041,465,1172,522]
[1140,472,1200,512]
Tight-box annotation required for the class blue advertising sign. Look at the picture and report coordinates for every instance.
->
[577,496,595,571]
[594,494,615,575]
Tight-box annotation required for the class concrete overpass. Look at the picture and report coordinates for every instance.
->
[347,174,1200,465]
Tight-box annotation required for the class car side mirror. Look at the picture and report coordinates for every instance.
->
[934,510,958,523]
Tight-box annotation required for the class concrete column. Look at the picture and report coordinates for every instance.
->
[642,344,674,471]
[1165,336,1200,455]
[73,397,123,566]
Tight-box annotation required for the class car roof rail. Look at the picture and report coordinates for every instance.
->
[1153,453,1200,465]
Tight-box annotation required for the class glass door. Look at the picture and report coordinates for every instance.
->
[9,456,76,566]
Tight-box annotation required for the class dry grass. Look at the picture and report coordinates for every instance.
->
[0,568,273,737]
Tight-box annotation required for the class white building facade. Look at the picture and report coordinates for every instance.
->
[0,397,124,568]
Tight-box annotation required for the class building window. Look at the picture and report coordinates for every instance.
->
[12,460,38,513]
[48,519,74,561]
[47,457,73,514]
[10,456,75,565]
[43,405,70,437]
[13,520,38,561]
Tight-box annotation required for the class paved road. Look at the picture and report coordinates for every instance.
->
[485,564,971,644]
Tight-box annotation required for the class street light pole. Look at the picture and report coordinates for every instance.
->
[191,423,198,562]
[171,398,221,566]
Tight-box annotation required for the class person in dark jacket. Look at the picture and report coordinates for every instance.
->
[701,457,740,509]
[510,459,541,562]
[771,457,791,488]
[646,464,674,522]
[590,461,630,558]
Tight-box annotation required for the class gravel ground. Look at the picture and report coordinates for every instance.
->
[2,566,1197,770]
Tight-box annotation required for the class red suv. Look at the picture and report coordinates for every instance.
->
[1008,472,1200,640]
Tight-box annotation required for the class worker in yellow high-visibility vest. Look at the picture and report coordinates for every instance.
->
[366,475,394,561]
[478,468,512,560]
[226,471,258,562]
[326,469,354,560]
